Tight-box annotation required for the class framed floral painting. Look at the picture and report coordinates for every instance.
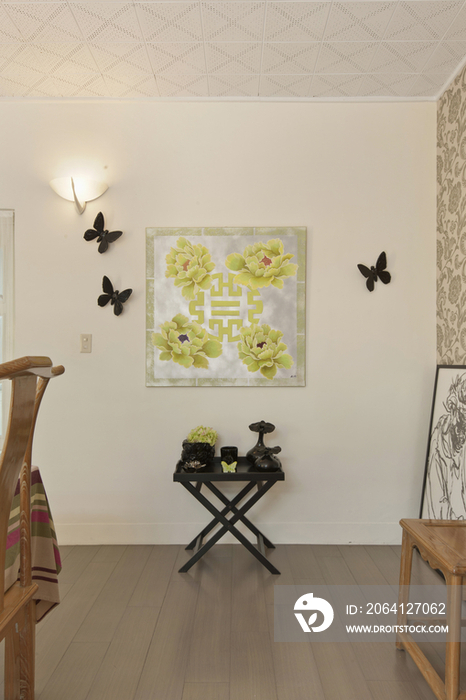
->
[146,227,306,386]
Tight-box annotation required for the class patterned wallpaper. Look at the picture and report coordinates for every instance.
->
[437,66,466,364]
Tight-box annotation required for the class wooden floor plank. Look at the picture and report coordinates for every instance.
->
[230,546,277,700]
[33,561,117,696]
[86,607,160,700]
[57,545,100,585]
[230,630,277,700]
[231,544,268,634]
[181,683,230,700]
[286,545,326,585]
[185,555,232,684]
[57,545,74,562]
[92,545,128,563]
[367,680,425,700]
[312,545,344,558]
[319,554,357,585]
[134,579,199,700]
[36,642,109,700]
[352,642,423,683]
[365,545,404,585]
[261,545,294,606]
[1,544,459,700]
[129,545,179,608]
[74,545,152,643]
[338,545,388,585]
[311,642,374,700]
[266,603,325,700]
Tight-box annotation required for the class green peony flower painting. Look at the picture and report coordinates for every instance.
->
[165,237,216,300]
[146,227,306,386]
[237,323,294,380]
[152,314,222,369]
[225,239,298,291]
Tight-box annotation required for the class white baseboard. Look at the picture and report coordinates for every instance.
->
[55,521,403,546]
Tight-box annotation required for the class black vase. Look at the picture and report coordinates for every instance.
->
[246,432,268,464]
[254,450,282,472]
[181,440,215,465]
[246,420,277,463]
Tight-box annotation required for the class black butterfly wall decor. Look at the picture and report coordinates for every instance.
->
[98,276,132,316]
[357,251,391,292]
[84,212,122,254]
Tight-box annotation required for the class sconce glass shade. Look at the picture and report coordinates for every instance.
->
[50,177,108,215]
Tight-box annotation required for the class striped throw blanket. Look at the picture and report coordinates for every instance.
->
[5,466,61,621]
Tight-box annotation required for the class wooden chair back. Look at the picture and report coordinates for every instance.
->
[0,356,64,700]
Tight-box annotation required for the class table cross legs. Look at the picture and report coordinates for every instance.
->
[179,479,280,574]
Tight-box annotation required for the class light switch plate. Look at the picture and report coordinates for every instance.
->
[80,334,92,353]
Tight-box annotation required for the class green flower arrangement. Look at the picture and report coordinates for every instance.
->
[187,426,218,445]
[165,237,216,300]
[237,323,293,380]
[225,239,298,291]
[152,314,222,369]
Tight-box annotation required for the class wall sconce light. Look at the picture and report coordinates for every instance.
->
[50,177,108,215]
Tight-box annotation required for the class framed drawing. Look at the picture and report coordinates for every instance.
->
[146,227,306,387]
[420,365,466,518]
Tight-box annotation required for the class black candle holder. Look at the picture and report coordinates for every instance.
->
[220,446,238,464]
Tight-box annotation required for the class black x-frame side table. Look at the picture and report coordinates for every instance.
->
[174,457,284,575]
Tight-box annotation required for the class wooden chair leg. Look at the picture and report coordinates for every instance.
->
[5,619,21,700]
[4,601,35,700]
[397,529,414,649]
[19,600,35,700]
[445,575,462,700]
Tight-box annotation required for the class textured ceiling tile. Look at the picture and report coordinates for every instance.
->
[315,41,377,73]
[205,41,261,72]
[94,45,152,80]
[259,73,311,96]
[262,42,320,73]
[0,44,39,71]
[69,3,142,42]
[31,43,98,72]
[445,4,466,40]
[424,40,466,74]
[103,56,152,81]
[50,73,87,94]
[0,44,26,68]
[0,0,464,99]
[324,1,396,41]
[145,42,206,73]
[201,2,265,41]
[50,59,99,84]
[136,3,202,42]
[74,74,109,96]
[265,2,331,41]
[370,40,436,72]
[157,73,209,95]
[358,72,417,95]
[88,42,150,71]
[384,0,463,41]
[1,51,47,83]
[208,73,259,95]
[309,73,363,96]
[25,76,61,97]
[410,72,446,95]
[117,74,159,96]
[0,75,31,95]
[4,3,82,42]
[0,7,26,41]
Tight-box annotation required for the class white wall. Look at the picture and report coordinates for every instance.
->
[0,99,436,545]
